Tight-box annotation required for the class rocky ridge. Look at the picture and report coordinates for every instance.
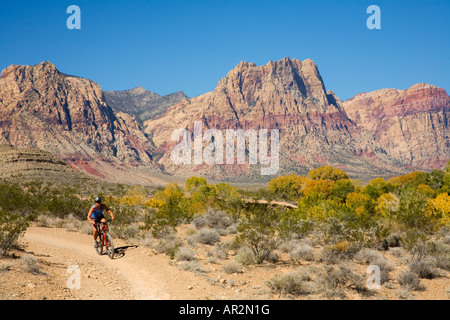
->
[0,59,448,182]
[104,86,188,124]
[0,62,160,181]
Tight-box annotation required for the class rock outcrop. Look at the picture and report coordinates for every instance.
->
[0,62,158,174]
[342,83,450,170]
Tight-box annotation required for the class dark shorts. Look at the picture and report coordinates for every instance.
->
[91,215,105,223]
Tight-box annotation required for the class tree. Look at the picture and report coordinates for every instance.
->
[425,193,450,227]
[237,203,281,264]
[190,183,218,210]
[143,183,191,237]
[375,193,399,217]
[185,176,207,194]
[215,183,244,221]
[308,165,349,181]
[364,177,393,200]
[267,174,307,201]
[330,179,355,201]
[119,185,148,206]
[303,179,334,199]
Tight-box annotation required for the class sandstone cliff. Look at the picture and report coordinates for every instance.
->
[145,58,435,180]
[0,62,158,176]
[342,83,450,170]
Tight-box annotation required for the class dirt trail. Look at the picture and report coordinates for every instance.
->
[18,227,226,300]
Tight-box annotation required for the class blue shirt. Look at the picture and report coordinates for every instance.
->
[91,204,104,218]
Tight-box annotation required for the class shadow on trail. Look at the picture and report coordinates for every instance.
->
[112,245,138,259]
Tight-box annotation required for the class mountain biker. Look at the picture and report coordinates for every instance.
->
[87,196,115,247]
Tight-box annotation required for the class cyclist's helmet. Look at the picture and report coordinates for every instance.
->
[94,196,102,203]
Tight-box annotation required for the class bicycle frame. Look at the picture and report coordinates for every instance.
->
[96,221,109,245]
[94,219,114,258]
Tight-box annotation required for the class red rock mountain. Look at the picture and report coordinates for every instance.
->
[0,62,159,180]
[0,59,448,182]
[341,83,450,170]
[144,58,449,180]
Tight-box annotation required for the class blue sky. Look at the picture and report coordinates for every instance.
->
[0,0,448,100]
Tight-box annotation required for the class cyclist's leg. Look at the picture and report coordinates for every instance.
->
[91,218,99,240]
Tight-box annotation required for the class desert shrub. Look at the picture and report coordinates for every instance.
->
[267,174,307,201]
[277,208,314,240]
[154,237,182,259]
[330,179,355,201]
[111,223,140,240]
[178,261,205,274]
[355,248,392,284]
[389,247,406,259]
[202,209,233,230]
[20,254,41,274]
[79,221,93,235]
[355,248,384,264]
[371,256,393,284]
[237,203,281,264]
[444,234,450,245]
[320,265,348,299]
[422,240,450,271]
[0,181,30,213]
[37,215,69,228]
[234,246,256,266]
[386,233,401,247]
[408,259,440,279]
[289,242,315,263]
[192,215,207,229]
[308,166,349,182]
[223,261,242,274]
[142,183,193,237]
[397,270,424,291]
[267,251,280,263]
[175,246,197,261]
[192,229,220,245]
[213,242,229,260]
[320,241,360,264]
[319,265,371,298]
[266,270,314,297]
[0,211,31,256]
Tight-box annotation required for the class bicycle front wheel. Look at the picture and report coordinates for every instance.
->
[95,234,104,255]
[105,234,114,259]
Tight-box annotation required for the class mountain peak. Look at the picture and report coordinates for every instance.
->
[130,86,148,94]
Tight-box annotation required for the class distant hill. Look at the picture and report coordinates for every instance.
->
[0,144,82,182]
[104,87,188,124]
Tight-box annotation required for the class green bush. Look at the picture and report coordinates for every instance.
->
[236,203,281,264]
[0,211,31,256]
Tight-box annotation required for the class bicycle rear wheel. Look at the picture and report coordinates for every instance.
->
[105,234,114,259]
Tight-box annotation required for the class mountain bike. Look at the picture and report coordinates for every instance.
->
[94,219,114,259]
